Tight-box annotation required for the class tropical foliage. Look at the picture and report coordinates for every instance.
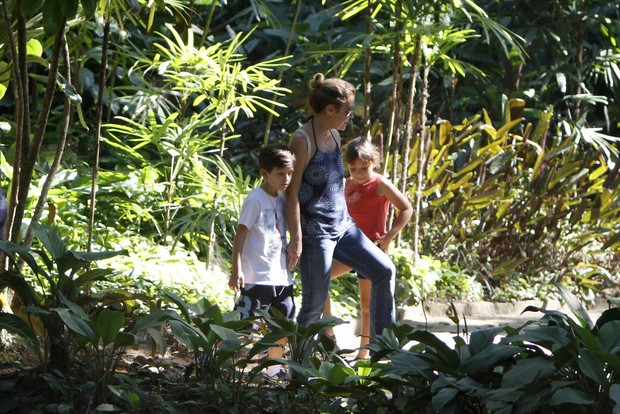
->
[2,248,619,413]
[0,0,619,412]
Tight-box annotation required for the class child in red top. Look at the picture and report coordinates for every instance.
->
[325,137,413,359]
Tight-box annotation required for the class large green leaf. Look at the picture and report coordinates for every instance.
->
[460,344,522,374]
[598,321,620,355]
[146,327,166,355]
[53,307,97,343]
[81,0,96,18]
[60,0,78,18]
[113,332,137,348]
[0,271,40,307]
[168,319,208,352]
[54,249,127,277]
[594,308,620,331]
[20,0,45,16]
[25,39,43,58]
[0,240,46,277]
[432,385,459,411]
[408,330,460,369]
[555,283,593,328]
[0,312,41,355]
[578,348,608,388]
[163,289,191,323]
[501,356,555,388]
[131,310,183,333]
[610,384,620,414]
[94,309,125,348]
[549,387,592,406]
[468,327,504,356]
[42,0,65,35]
[506,325,571,352]
[74,268,115,288]
[388,351,438,375]
[32,224,67,262]
[209,324,240,342]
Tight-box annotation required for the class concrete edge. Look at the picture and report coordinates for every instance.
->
[400,297,612,320]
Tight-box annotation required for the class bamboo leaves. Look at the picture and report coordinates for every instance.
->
[416,102,620,283]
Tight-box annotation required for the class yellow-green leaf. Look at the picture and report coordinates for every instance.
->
[25,39,43,57]
[429,191,454,206]
[588,165,607,181]
[496,119,523,138]
[454,158,483,177]
[465,188,503,206]
[492,257,530,276]
[496,200,512,219]
[422,183,440,197]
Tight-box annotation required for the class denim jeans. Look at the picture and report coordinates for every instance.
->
[296,224,396,337]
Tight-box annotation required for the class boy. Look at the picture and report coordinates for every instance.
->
[229,144,295,380]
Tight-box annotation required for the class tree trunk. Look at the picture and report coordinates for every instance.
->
[399,35,421,247]
[413,65,431,265]
[11,16,66,244]
[383,1,402,175]
[262,0,302,146]
[24,36,72,248]
[87,17,111,252]
[361,0,373,140]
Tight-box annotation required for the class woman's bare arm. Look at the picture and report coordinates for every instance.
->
[285,131,310,270]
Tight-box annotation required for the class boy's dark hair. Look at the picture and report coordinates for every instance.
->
[344,137,381,166]
[259,144,295,172]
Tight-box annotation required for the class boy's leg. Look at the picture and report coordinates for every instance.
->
[265,335,289,379]
[267,284,295,355]
[333,225,396,337]
[234,284,261,321]
[265,285,295,379]
[356,277,371,359]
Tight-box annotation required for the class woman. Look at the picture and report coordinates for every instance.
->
[286,73,396,340]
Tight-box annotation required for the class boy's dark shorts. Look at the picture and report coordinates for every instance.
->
[234,284,296,324]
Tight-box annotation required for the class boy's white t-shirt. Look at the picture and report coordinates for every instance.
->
[238,188,292,286]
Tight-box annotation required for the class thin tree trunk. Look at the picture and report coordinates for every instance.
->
[87,17,111,251]
[413,65,431,265]
[206,130,228,268]
[572,1,584,121]
[262,0,303,146]
[0,0,24,250]
[361,0,373,140]
[3,0,31,245]
[399,35,421,247]
[12,17,66,243]
[24,36,72,248]
[383,1,402,174]
[386,2,404,229]
[199,0,219,46]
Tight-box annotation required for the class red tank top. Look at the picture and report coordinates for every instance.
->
[345,175,389,242]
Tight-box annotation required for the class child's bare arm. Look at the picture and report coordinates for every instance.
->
[229,224,249,291]
[376,177,413,250]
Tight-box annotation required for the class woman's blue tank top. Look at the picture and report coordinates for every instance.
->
[297,128,352,239]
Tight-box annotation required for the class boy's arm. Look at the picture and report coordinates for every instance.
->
[229,224,249,291]
[285,133,308,270]
[376,176,413,251]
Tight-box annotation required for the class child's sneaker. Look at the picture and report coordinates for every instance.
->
[262,365,290,382]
